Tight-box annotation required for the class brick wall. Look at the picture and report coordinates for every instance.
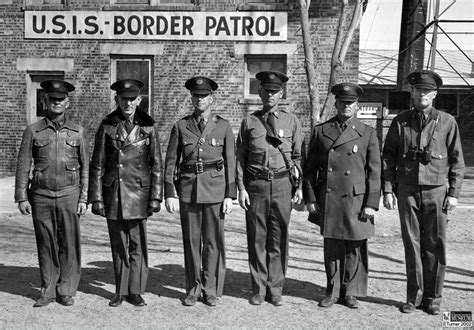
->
[0,0,359,176]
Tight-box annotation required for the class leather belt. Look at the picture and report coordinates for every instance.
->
[250,169,289,181]
[182,160,223,174]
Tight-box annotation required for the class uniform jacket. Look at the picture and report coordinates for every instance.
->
[303,116,381,240]
[88,109,163,220]
[382,107,464,198]
[15,117,89,203]
[236,108,302,191]
[164,113,236,204]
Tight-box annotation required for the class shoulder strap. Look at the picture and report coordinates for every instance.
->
[180,119,214,167]
[256,115,293,169]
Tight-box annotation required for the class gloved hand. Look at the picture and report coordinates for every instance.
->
[91,201,105,217]
[147,200,161,216]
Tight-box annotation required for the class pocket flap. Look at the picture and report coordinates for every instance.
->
[66,139,80,147]
[353,182,366,195]
[103,175,115,187]
[141,175,151,187]
[210,169,224,178]
[34,139,50,147]
[65,162,80,171]
[431,152,447,160]
[34,162,49,171]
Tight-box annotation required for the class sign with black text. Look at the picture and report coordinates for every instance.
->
[24,11,287,41]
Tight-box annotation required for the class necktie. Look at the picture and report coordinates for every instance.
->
[125,119,133,134]
[417,112,425,130]
[198,118,206,133]
[266,112,276,135]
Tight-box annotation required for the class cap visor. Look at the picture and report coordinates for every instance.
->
[336,96,358,102]
[47,92,68,98]
[191,90,212,95]
[118,91,139,98]
[413,83,437,90]
[261,83,282,90]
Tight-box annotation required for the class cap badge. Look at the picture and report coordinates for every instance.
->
[124,83,131,89]
[53,82,60,89]
[269,74,275,80]
[196,79,203,85]
[420,74,428,79]
[343,85,350,91]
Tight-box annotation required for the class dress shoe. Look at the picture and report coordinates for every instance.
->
[204,295,217,307]
[343,296,359,309]
[249,294,264,305]
[183,295,197,306]
[401,303,416,314]
[319,296,337,308]
[33,296,55,308]
[269,295,283,306]
[57,295,74,306]
[109,295,126,307]
[425,305,440,315]
[127,294,146,307]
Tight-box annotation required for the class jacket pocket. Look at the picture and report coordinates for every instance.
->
[33,139,50,159]
[65,162,80,185]
[103,175,116,187]
[33,162,49,186]
[353,182,366,196]
[210,168,224,178]
[65,139,80,158]
[140,175,151,187]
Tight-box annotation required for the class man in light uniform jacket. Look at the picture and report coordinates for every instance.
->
[236,71,303,306]
[382,70,464,315]
[15,80,89,307]
[303,82,381,309]
[164,76,236,307]
[89,79,162,307]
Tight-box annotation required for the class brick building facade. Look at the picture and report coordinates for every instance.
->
[0,0,360,177]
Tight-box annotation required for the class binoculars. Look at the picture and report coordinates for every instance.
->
[407,147,432,163]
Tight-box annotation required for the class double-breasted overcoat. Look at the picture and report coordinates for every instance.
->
[303,116,381,240]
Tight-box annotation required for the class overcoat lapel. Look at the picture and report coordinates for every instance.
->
[332,118,365,148]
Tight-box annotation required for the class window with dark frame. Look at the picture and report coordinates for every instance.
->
[112,57,152,113]
[245,55,287,99]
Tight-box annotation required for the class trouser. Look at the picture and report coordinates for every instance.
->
[245,177,292,297]
[179,201,226,298]
[107,219,148,295]
[30,191,81,298]
[324,238,368,299]
[397,184,447,308]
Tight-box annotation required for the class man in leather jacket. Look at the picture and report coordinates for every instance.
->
[14,80,89,307]
[89,79,163,307]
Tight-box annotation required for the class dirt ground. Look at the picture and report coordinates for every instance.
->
[0,201,472,329]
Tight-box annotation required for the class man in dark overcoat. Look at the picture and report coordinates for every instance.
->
[89,79,162,307]
[303,82,381,309]
[236,71,303,306]
[15,80,89,307]
[164,76,236,307]
[382,70,464,315]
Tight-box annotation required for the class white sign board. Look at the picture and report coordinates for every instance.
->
[357,102,383,119]
[24,11,287,41]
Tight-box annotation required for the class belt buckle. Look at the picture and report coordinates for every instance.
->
[267,170,274,180]
[196,162,204,174]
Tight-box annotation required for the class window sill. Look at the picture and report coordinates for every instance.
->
[236,4,293,11]
[22,5,66,10]
[102,4,200,11]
